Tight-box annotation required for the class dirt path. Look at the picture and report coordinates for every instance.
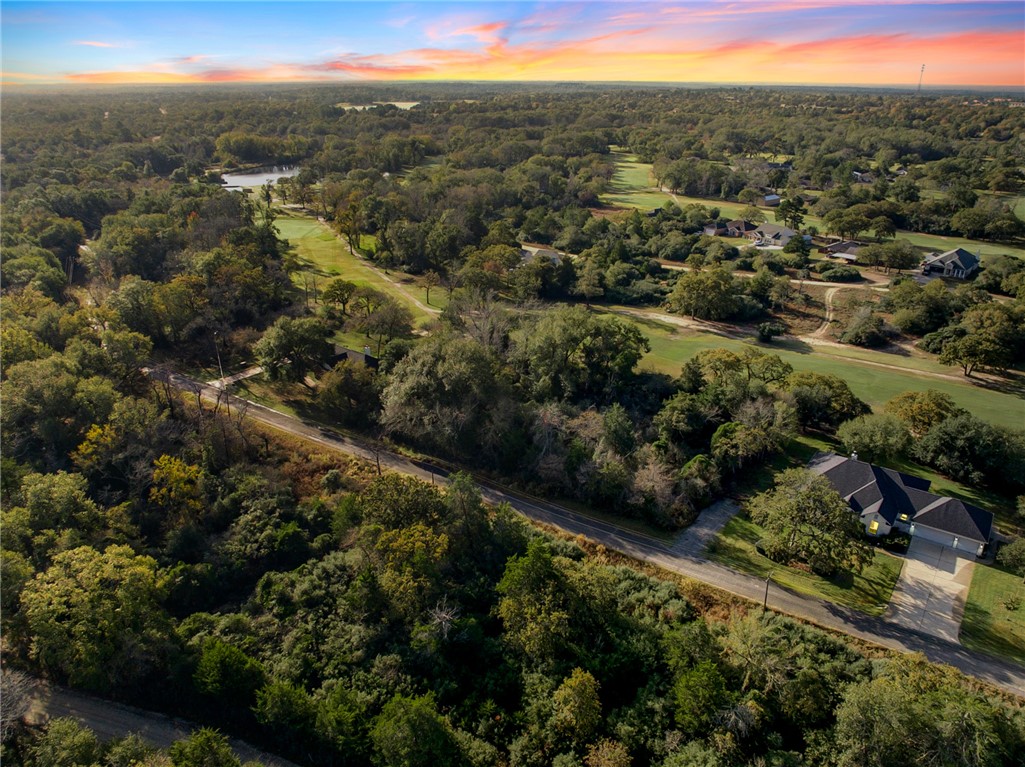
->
[810,286,842,338]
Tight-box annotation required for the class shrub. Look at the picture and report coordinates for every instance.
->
[819,266,862,283]
[757,321,786,342]
[840,310,889,347]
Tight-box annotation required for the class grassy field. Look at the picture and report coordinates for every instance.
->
[601,309,1024,427]
[960,563,1025,665]
[276,214,441,326]
[603,152,670,209]
[707,515,904,616]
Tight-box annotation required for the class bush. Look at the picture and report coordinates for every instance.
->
[840,310,889,347]
[757,321,786,342]
[819,266,863,283]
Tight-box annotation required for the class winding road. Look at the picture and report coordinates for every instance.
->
[150,368,1025,698]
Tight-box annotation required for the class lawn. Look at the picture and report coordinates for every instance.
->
[960,563,1025,666]
[609,309,1024,427]
[707,515,904,616]
[276,214,440,326]
[602,152,672,210]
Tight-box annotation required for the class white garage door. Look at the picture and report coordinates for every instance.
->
[912,524,980,555]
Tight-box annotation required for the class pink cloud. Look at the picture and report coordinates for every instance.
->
[73,40,120,48]
[451,21,508,44]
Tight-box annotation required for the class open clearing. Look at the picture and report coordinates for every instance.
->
[707,514,904,616]
[605,309,1024,426]
[276,214,442,326]
[961,563,1025,665]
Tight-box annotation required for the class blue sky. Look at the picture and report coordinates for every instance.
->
[3,1,1023,86]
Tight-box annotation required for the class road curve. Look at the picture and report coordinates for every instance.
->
[26,681,300,766]
[152,369,1025,698]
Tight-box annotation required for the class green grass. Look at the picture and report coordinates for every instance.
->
[602,152,670,209]
[275,214,438,326]
[707,515,904,616]
[607,309,1024,427]
[960,563,1025,666]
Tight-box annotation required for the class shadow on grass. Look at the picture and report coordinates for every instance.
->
[770,337,815,355]
[969,371,1025,400]
[960,600,1025,666]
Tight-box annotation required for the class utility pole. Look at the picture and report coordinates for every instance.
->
[917,64,925,94]
[213,331,229,418]
[763,572,772,611]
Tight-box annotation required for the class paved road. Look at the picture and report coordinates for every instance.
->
[26,682,300,766]
[152,369,1025,698]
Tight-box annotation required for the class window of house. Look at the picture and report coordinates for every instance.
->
[868,520,879,534]
[899,513,909,522]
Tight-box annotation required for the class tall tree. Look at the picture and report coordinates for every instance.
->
[749,468,871,576]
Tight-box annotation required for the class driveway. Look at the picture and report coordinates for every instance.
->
[886,538,975,643]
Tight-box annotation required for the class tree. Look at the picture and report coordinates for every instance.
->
[871,216,897,241]
[370,522,449,617]
[750,468,871,576]
[149,454,205,533]
[322,278,358,314]
[939,303,1024,376]
[371,694,458,767]
[0,669,33,743]
[915,413,1025,491]
[23,717,101,767]
[21,544,171,691]
[881,240,920,274]
[585,740,632,767]
[381,336,516,460]
[513,307,649,403]
[997,538,1025,582]
[775,196,806,230]
[496,539,573,662]
[836,414,911,463]
[885,390,965,437]
[673,661,730,736]
[782,371,869,432]
[353,297,414,355]
[840,309,888,347]
[422,270,441,305]
[253,316,333,383]
[668,267,738,320]
[573,257,605,308]
[168,728,241,767]
[738,205,766,224]
[194,638,266,708]
[551,668,602,747]
[318,359,381,426]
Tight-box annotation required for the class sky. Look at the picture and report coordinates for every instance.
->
[2,1,1023,88]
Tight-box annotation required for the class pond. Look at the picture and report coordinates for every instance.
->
[220,165,300,189]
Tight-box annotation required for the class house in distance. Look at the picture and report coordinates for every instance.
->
[921,248,980,279]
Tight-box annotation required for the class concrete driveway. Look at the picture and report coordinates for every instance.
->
[885,538,975,643]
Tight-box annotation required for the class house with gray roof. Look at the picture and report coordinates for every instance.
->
[921,248,980,279]
[745,223,809,248]
[809,452,993,557]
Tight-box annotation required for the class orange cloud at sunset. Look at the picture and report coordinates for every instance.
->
[60,27,1024,87]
